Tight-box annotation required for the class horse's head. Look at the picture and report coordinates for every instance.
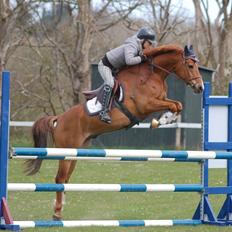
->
[143,44,204,94]
[175,45,204,94]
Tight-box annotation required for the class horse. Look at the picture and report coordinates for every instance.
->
[24,44,204,220]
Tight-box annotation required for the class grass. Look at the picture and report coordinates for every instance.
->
[6,135,231,231]
[6,156,232,232]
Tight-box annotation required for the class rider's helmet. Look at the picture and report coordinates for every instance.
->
[137,27,156,45]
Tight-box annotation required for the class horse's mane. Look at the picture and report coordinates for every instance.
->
[120,44,184,75]
[143,44,183,58]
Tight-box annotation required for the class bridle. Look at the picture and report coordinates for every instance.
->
[148,55,202,84]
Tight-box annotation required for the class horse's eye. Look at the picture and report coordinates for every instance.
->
[188,64,194,69]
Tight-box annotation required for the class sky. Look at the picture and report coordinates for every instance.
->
[92,0,221,21]
[33,0,225,22]
[178,0,219,20]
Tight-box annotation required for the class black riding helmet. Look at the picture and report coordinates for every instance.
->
[137,27,156,42]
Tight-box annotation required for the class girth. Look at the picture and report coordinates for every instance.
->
[114,99,141,129]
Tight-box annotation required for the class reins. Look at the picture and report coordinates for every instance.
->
[148,56,201,84]
[148,59,172,75]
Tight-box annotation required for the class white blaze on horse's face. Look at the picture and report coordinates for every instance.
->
[184,58,204,94]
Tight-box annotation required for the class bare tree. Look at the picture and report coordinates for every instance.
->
[215,0,232,90]
[71,0,93,104]
[8,0,143,119]
[71,0,143,104]
[144,0,192,44]
[0,0,26,71]
[192,0,232,93]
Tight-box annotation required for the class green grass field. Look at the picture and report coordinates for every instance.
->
[6,153,232,232]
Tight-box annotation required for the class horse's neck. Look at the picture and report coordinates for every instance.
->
[154,53,180,74]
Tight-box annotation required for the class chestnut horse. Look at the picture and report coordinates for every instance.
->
[25,44,204,220]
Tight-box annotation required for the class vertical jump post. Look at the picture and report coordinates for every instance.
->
[0,71,18,231]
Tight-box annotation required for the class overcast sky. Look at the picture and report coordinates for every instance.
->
[178,0,219,20]
[38,0,224,22]
[92,0,221,21]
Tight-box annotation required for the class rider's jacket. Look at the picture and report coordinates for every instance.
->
[105,35,143,69]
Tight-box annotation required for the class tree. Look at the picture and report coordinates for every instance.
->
[11,0,143,117]
[192,0,232,93]
[143,0,193,44]
[0,0,27,71]
[66,0,144,105]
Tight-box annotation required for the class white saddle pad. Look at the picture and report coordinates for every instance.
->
[86,86,124,115]
[86,97,103,115]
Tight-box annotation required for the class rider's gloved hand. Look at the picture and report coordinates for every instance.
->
[140,55,148,63]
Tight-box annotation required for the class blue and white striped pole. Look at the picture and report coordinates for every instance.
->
[11,155,202,162]
[12,147,232,160]
[13,219,202,228]
[8,183,203,192]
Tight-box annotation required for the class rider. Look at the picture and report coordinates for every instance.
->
[98,27,157,124]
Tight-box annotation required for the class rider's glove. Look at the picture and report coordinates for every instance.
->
[140,55,147,63]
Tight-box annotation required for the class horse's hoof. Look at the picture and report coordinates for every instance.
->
[52,213,62,221]
[151,118,159,128]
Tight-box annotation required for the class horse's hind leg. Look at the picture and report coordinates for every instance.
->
[65,160,77,183]
[53,139,90,220]
[64,141,90,184]
[53,160,72,220]
[62,141,90,204]
[61,161,77,205]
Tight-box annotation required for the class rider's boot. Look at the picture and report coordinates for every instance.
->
[99,84,112,124]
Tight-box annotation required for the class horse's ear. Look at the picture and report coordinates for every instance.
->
[189,45,193,51]
[184,45,189,56]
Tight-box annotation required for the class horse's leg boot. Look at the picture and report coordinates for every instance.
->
[99,84,112,124]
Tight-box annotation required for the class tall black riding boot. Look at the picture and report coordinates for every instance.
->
[99,85,112,124]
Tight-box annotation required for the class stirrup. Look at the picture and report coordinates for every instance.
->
[99,111,111,124]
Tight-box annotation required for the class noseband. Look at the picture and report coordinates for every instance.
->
[148,56,201,84]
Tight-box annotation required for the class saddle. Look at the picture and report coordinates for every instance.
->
[83,80,124,116]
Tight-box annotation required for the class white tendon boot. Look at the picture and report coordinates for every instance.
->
[151,111,179,128]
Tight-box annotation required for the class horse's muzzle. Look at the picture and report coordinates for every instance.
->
[192,82,204,94]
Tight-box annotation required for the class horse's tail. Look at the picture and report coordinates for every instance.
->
[24,115,54,176]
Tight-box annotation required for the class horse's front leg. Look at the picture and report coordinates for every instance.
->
[163,98,183,113]
[53,160,72,220]
[145,98,181,114]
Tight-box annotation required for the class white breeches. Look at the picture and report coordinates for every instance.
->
[98,60,114,88]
